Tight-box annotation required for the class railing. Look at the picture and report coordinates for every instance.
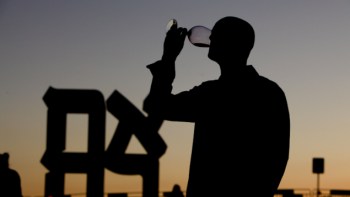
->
[25,189,350,197]
[274,189,350,197]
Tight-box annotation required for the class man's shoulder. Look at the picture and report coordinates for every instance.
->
[201,79,219,86]
[185,80,219,95]
[258,75,281,88]
[257,75,287,99]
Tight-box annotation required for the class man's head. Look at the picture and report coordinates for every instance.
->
[0,152,9,169]
[208,16,255,65]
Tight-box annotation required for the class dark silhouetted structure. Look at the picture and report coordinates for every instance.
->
[42,87,166,197]
[163,184,184,197]
[0,152,23,197]
[105,90,166,197]
[144,16,290,197]
[41,88,106,197]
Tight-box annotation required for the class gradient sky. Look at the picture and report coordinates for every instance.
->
[1,1,350,196]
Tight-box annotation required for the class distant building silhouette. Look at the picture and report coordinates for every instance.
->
[163,184,184,197]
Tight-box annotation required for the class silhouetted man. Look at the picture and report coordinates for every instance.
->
[0,152,23,197]
[143,16,290,197]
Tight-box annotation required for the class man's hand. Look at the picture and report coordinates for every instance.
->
[162,24,187,62]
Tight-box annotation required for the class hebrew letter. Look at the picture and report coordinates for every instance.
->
[41,87,106,197]
[105,90,167,197]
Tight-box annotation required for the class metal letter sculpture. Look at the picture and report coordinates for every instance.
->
[41,87,167,197]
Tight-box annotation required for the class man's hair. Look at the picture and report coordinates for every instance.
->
[213,16,255,51]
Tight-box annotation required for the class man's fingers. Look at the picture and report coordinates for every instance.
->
[179,28,188,39]
[170,22,177,30]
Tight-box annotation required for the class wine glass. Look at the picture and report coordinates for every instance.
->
[166,19,211,47]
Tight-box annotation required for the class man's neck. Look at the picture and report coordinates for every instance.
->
[220,61,247,72]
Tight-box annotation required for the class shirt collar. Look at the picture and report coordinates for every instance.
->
[218,65,259,81]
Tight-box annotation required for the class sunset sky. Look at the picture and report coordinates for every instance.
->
[1,1,350,196]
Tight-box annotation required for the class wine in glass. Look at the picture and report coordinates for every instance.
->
[166,19,211,47]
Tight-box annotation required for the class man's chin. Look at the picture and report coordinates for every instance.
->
[208,52,214,61]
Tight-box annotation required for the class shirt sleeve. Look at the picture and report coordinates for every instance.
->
[143,60,203,122]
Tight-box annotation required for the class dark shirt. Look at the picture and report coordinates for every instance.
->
[144,60,290,197]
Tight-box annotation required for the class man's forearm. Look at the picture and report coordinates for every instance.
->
[143,60,175,115]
